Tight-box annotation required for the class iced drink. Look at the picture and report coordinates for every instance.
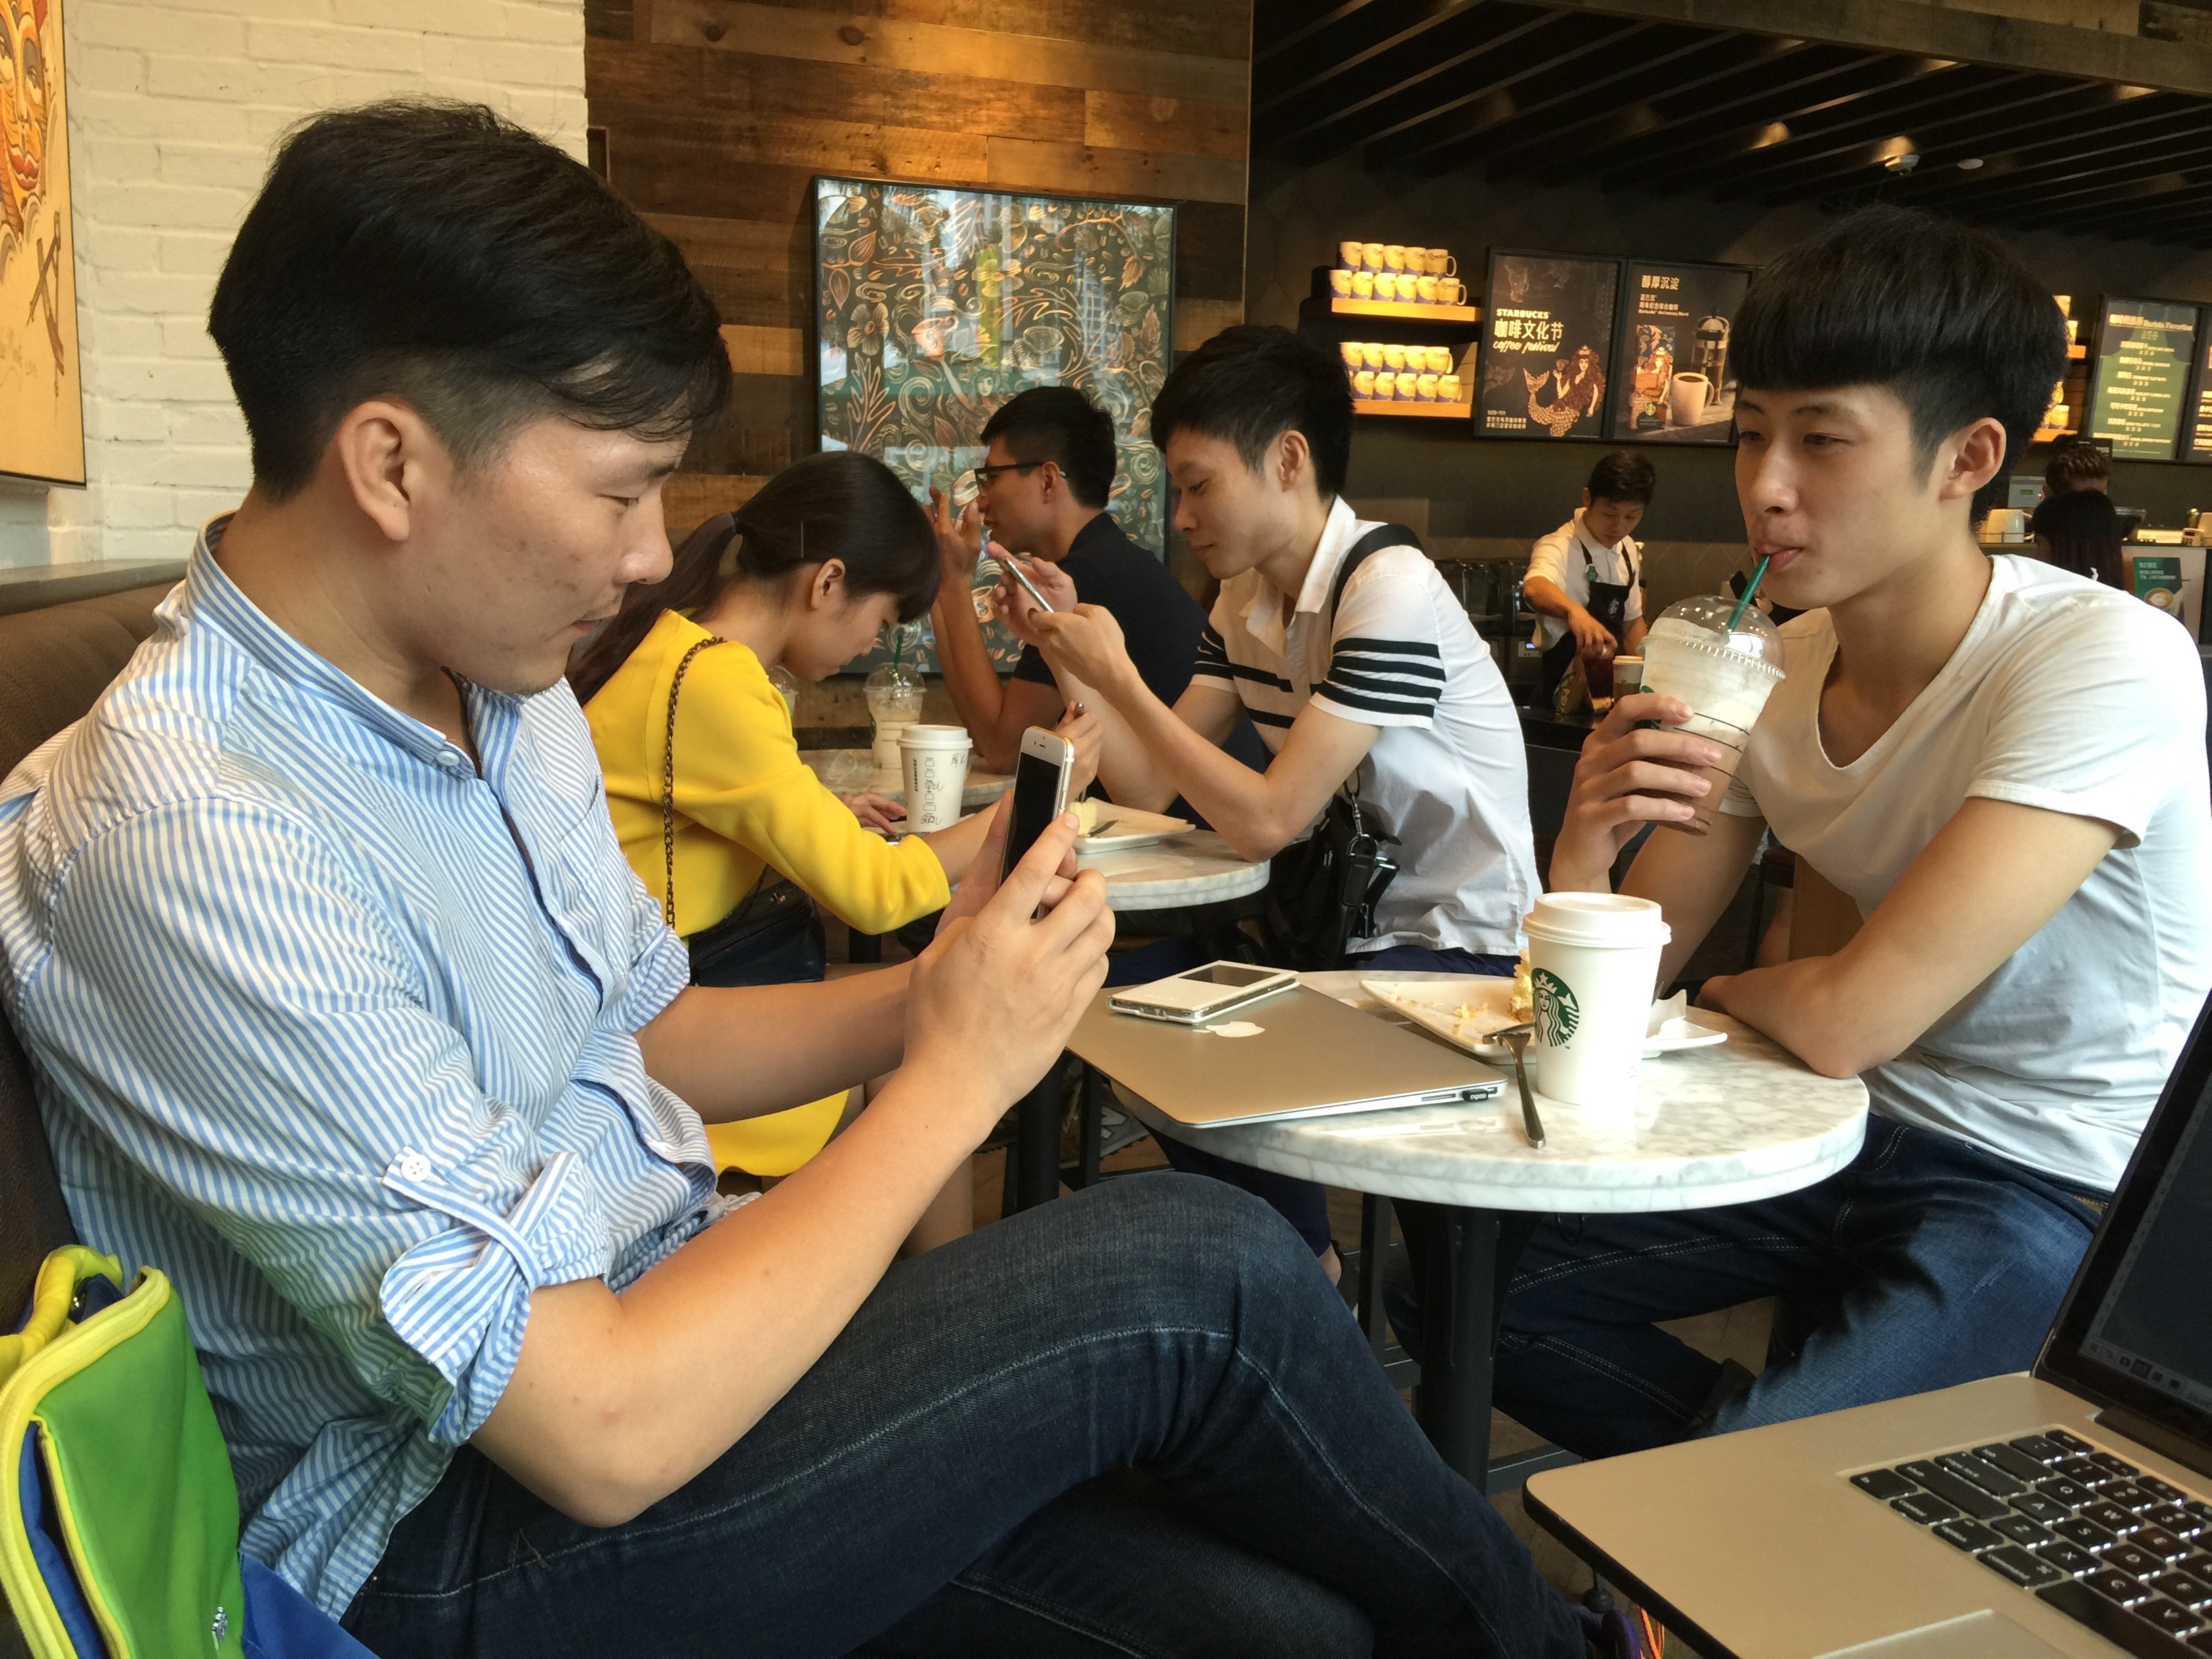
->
[1638,595,1786,836]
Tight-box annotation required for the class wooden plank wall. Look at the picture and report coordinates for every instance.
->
[585,0,1254,535]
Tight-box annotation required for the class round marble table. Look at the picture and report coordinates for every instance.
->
[1107,970,1870,1490]
[799,748,1012,814]
[1079,830,1270,912]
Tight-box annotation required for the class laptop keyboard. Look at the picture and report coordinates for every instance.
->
[1851,1429,2212,1657]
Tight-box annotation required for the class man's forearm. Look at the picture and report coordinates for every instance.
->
[1705,957,1872,1080]
[1092,668,1296,858]
[1521,575,1577,621]
[930,590,1020,772]
[636,968,911,1121]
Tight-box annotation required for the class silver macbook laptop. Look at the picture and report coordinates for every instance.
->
[1524,994,2212,1659]
[1067,982,1504,1128]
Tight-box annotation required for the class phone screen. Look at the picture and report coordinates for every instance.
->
[1002,745,1069,880]
[1187,964,1278,988]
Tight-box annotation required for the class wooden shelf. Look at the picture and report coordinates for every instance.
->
[2032,424,2081,445]
[1329,296,1481,323]
[1353,396,1474,419]
[2067,342,2088,359]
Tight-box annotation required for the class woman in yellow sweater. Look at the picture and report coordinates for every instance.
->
[571,452,992,1246]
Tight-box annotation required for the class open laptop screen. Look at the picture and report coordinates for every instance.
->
[2041,993,2212,1458]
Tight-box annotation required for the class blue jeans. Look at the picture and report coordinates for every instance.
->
[342,1177,1583,1659]
[1490,1117,2107,1458]
[1152,949,1513,1255]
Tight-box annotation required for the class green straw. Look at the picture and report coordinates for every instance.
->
[1725,553,1771,631]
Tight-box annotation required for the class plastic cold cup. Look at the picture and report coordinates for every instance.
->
[1524,893,1671,1111]
[1637,596,1787,837]
[898,724,971,832]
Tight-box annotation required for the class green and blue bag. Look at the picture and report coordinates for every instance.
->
[0,1246,374,1658]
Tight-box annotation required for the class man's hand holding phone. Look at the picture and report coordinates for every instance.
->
[991,552,1076,643]
[909,803,1113,1127]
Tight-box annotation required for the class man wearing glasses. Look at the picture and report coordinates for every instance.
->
[929,386,1263,780]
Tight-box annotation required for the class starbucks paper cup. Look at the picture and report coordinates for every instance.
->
[898,724,971,832]
[1525,893,1671,1111]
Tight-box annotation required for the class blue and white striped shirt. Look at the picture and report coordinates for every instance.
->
[0,521,714,1616]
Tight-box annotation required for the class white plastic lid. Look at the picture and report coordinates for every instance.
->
[1523,892,1672,948]
[898,724,971,748]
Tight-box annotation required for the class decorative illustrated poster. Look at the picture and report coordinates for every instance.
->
[2087,296,2198,462]
[1479,252,1618,441]
[0,0,83,486]
[814,178,1176,671]
[1610,260,1752,445]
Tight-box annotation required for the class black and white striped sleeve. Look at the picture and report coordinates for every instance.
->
[1189,620,1236,693]
[1313,575,1448,727]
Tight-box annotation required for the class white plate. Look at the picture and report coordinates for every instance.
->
[1074,802,1194,856]
[1359,978,1727,1059]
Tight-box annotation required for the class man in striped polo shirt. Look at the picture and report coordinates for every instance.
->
[1007,325,1539,1268]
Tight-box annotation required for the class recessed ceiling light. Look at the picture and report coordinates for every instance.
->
[1959,157,1984,170]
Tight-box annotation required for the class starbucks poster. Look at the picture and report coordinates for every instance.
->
[1610,260,1752,444]
[1479,252,1618,440]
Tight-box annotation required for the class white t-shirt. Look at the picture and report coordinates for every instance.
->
[1191,497,1538,957]
[1722,554,2212,1191]
[1525,511,1645,648]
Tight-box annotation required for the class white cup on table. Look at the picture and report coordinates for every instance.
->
[897,724,972,833]
[1525,893,1671,1113]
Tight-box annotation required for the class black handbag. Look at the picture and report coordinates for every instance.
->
[1255,524,1421,971]
[662,637,827,989]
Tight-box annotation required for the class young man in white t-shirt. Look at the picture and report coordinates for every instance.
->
[1000,324,1538,1269]
[1493,206,2212,1457]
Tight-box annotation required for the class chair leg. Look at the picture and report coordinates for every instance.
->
[1357,1193,1393,1361]
[1073,1065,1105,1189]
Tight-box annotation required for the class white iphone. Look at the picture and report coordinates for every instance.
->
[1001,726,1075,881]
[1108,961,1299,1025]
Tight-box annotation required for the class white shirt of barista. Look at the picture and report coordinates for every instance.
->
[1526,510,1644,648]
[1721,554,2212,1193]
[1191,497,1538,957]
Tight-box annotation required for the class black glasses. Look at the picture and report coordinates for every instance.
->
[968,461,1043,486]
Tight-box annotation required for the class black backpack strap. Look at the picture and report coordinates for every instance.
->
[1325,520,1427,620]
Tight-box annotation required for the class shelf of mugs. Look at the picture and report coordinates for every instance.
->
[1340,341,1471,418]
[1330,295,1482,323]
[1352,391,1474,419]
[1323,240,1476,320]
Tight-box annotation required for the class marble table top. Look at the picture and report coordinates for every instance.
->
[1079,830,1269,912]
[800,748,1012,813]
[1110,970,1868,1213]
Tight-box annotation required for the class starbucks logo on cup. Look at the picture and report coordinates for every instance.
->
[1533,968,1580,1047]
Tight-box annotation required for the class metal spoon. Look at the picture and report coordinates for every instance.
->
[1494,1023,1547,1150]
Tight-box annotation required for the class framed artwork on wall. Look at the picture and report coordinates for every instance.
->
[813,176,1176,670]
[1477,251,1618,441]
[1,0,84,487]
[1609,259,1753,445]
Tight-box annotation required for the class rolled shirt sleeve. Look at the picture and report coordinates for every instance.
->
[27,795,658,1447]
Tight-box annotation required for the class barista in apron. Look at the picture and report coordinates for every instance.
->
[1523,449,1654,700]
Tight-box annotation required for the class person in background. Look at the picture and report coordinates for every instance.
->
[927,384,1262,781]
[573,451,1080,1244]
[2030,485,2126,588]
[1002,325,1539,1282]
[2042,437,2110,497]
[1508,205,2209,1458]
[1524,449,1652,701]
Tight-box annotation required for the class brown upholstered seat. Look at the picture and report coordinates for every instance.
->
[0,583,173,1326]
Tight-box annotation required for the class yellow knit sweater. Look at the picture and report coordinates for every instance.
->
[584,610,951,1174]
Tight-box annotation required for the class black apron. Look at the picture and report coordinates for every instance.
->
[1537,539,1639,698]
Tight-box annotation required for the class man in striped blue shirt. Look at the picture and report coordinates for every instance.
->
[0,103,1593,1659]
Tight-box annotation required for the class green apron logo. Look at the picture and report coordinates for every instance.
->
[1533,968,1580,1046]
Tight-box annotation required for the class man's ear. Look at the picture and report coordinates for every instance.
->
[1579,487,1593,510]
[329,399,449,544]
[1936,415,2008,503]
[1037,461,1062,505]
[1273,428,1313,495]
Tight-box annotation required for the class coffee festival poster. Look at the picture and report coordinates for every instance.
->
[1610,260,1753,446]
[1477,252,1618,441]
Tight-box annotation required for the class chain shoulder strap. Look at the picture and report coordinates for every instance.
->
[661,635,724,926]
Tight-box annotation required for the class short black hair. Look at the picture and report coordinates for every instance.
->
[1733,205,2066,479]
[2044,439,2110,494]
[1586,450,1655,506]
[1149,324,1352,499]
[981,386,1117,508]
[2029,486,2125,588]
[210,100,729,497]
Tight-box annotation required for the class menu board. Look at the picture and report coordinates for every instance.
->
[1610,260,1753,444]
[1479,252,1618,440]
[2183,323,2212,463]
[2087,297,2199,462]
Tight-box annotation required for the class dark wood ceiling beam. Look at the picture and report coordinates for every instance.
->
[1254,0,1498,117]
[1254,0,1389,63]
[2051,194,2212,245]
[1263,7,1566,152]
[2006,165,2212,233]
[1536,0,2212,98]
[1360,22,1719,168]
[1887,103,2212,213]
[1292,16,1663,161]
[1860,92,2199,209]
[1518,48,1911,186]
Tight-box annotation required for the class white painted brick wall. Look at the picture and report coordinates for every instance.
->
[1,0,586,568]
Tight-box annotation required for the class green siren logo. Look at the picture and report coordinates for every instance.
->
[1532,968,1580,1047]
